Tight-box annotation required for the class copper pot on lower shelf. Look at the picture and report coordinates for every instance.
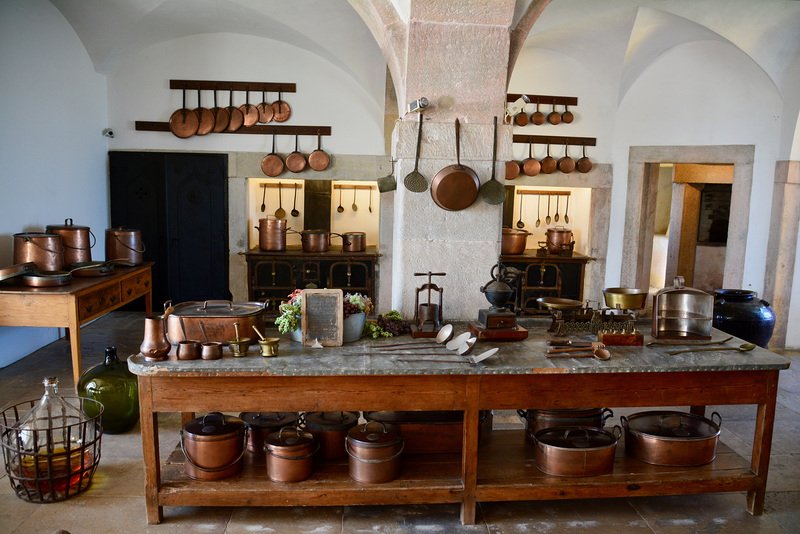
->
[303,411,359,460]
[501,228,529,255]
[621,410,721,466]
[533,425,621,477]
[346,421,403,483]
[265,426,317,483]
[240,411,299,453]
[180,413,245,481]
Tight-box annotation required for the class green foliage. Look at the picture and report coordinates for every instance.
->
[275,302,302,334]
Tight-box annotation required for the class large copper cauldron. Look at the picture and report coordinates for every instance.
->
[255,218,288,251]
[180,413,245,480]
[46,219,94,265]
[13,232,65,271]
[105,227,144,265]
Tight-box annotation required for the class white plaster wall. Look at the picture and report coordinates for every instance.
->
[510,187,591,256]
[789,220,800,348]
[0,0,109,368]
[106,33,385,156]
[610,40,782,295]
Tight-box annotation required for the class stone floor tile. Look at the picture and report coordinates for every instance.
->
[0,494,38,532]
[480,499,651,533]
[630,493,786,533]
[343,503,488,533]
[84,458,144,497]
[12,495,232,534]
[765,454,800,492]
[228,506,343,533]
[763,491,800,533]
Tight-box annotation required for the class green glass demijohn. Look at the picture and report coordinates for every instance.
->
[78,347,139,434]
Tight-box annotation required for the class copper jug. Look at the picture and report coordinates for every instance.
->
[140,316,170,361]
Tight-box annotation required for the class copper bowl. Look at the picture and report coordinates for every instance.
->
[501,228,529,255]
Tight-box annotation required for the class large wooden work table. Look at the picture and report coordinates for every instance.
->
[128,323,790,525]
[0,263,152,385]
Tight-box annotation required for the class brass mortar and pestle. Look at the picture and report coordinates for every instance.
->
[253,325,280,357]
[228,322,251,357]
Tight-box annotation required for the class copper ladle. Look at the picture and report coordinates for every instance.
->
[665,343,756,356]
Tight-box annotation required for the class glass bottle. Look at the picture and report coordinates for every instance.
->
[78,346,139,434]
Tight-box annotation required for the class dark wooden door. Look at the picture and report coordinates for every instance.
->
[109,152,229,309]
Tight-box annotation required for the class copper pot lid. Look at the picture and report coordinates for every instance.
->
[46,218,90,231]
[106,227,141,236]
[239,411,298,430]
[301,229,330,236]
[271,90,291,122]
[303,411,359,432]
[623,411,721,440]
[547,226,572,235]
[342,232,366,238]
[0,262,36,282]
[266,427,314,451]
[503,227,529,236]
[535,426,619,450]
[168,300,265,318]
[184,412,245,439]
[347,421,402,447]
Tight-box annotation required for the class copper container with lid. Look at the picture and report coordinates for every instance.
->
[652,276,713,339]
[501,228,529,255]
[534,425,621,477]
[341,232,366,252]
[346,421,404,483]
[13,232,65,271]
[255,217,288,252]
[302,411,359,460]
[265,426,317,482]
[239,411,299,453]
[621,410,721,466]
[180,412,245,480]
[105,227,144,265]
[46,219,94,266]
[544,226,574,255]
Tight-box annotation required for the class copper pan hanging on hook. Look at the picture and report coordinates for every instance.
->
[210,88,230,133]
[226,87,244,132]
[308,130,330,171]
[261,130,285,177]
[194,88,214,136]
[272,87,292,123]
[256,89,273,123]
[169,88,199,138]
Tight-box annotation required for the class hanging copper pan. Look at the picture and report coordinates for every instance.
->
[562,104,574,124]
[239,88,259,127]
[547,102,562,125]
[272,89,291,123]
[256,90,273,123]
[261,131,285,177]
[577,142,593,173]
[522,142,541,176]
[506,160,520,180]
[193,89,214,136]
[169,89,199,139]
[210,89,230,133]
[531,99,546,125]
[308,131,330,171]
[430,118,480,211]
[540,142,557,174]
[285,133,307,173]
[226,88,244,132]
[558,142,576,173]
[514,110,529,126]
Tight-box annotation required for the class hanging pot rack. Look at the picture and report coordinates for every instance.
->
[513,135,595,146]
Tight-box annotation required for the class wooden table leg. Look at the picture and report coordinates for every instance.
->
[746,371,779,515]
[138,376,164,524]
[689,405,706,416]
[67,298,82,387]
[460,376,480,525]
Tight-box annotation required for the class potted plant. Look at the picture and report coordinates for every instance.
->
[275,289,303,342]
[343,293,372,343]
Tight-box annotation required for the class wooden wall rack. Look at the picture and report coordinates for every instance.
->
[507,94,577,106]
[170,80,296,93]
[517,190,570,196]
[135,122,331,136]
[513,135,595,146]
[260,183,302,189]
[333,184,374,191]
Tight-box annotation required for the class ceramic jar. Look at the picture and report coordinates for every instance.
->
[713,290,776,348]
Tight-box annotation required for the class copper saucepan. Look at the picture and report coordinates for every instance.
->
[577,142,593,173]
[540,142,557,174]
[308,131,330,171]
[271,89,291,123]
[300,230,350,253]
[194,89,214,136]
[211,89,230,133]
[558,142,576,174]
[531,99,545,125]
[256,90,273,123]
[239,88,260,128]
[505,160,520,180]
[169,89,199,138]
[226,88,244,132]
[261,131,284,177]
[430,118,480,211]
[522,142,540,177]
[285,133,307,173]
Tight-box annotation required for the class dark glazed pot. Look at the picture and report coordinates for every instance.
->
[712,290,776,348]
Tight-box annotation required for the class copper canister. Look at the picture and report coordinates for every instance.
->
[240,411,298,453]
[180,413,245,481]
[346,421,403,483]
[265,426,317,483]
[13,232,65,271]
[45,219,94,266]
[257,217,287,251]
[303,411,359,460]
[341,232,366,252]
[533,425,620,477]
[105,227,144,265]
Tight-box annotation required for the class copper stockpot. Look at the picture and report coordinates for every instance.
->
[300,230,350,253]
[13,232,65,271]
[545,226,574,255]
[346,421,404,483]
[518,408,613,446]
[302,411,359,460]
[180,413,245,480]
[46,219,94,265]
[240,412,299,453]
[265,426,317,483]
[255,217,288,251]
[501,228,530,255]
[166,300,266,346]
[341,232,366,252]
[533,426,621,477]
[105,227,144,265]
[622,410,721,466]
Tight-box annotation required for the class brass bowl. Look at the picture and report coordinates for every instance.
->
[603,288,648,310]
[536,297,583,310]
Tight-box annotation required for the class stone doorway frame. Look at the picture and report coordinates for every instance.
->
[620,145,754,292]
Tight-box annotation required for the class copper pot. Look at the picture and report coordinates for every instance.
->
[265,426,317,483]
[545,226,573,255]
[255,217,287,251]
[180,413,245,481]
[13,232,65,271]
[534,426,620,477]
[621,410,721,466]
[519,408,613,445]
[105,227,144,265]
[46,219,94,266]
[346,421,404,483]
[240,411,299,453]
[342,232,366,252]
[303,411,359,460]
[501,228,529,255]
[300,230,349,253]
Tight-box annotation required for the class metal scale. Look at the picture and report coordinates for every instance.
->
[468,260,528,341]
[411,271,445,338]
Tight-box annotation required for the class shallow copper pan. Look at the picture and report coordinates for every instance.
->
[226,89,244,132]
[211,90,230,133]
[239,89,259,127]
[193,89,214,136]
[285,133,306,173]
[21,270,72,287]
[430,119,479,211]
[256,90,273,123]
[0,262,36,282]
[261,132,284,177]
[272,90,291,122]
[308,132,330,171]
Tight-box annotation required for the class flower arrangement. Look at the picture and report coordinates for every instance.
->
[275,289,303,334]
[343,293,373,318]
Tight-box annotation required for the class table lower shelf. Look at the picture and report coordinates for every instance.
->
[159,430,757,508]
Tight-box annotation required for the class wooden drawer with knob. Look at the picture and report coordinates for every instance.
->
[121,270,152,301]
[78,283,122,321]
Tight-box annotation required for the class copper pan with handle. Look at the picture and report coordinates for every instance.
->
[430,119,479,211]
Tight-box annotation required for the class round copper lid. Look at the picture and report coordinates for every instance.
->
[625,411,720,440]
[184,413,245,438]
[304,411,359,432]
[535,426,618,450]
[347,421,402,447]
[169,108,199,139]
[239,411,298,430]
[265,427,314,451]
